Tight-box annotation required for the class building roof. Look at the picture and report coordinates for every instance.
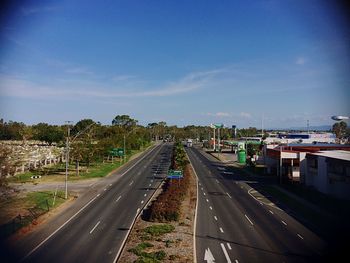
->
[307,150,350,161]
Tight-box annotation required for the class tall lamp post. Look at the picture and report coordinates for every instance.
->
[64,122,97,199]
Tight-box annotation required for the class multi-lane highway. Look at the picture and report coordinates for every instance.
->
[13,142,172,263]
[187,146,326,263]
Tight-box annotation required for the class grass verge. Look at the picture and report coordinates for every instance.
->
[0,190,67,239]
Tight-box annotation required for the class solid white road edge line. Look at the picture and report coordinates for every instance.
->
[23,195,98,260]
[186,150,199,263]
[245,214,254,225]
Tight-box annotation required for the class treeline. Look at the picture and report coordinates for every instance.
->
[0,116,268,146]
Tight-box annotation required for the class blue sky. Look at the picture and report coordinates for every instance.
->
[0,0,349,128]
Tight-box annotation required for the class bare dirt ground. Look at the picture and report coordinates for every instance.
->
[119,165,197,263]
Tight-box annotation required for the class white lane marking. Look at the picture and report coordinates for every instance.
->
[220,243,232,263]
[203,193,206,196]
[144,194,147,197]
[226,192,232,199]
[216,179,219,183]
[109,183,112,186]
[141,200,144,204]
[281,220,287,226]
[214,216,218,221]
[97,194,100,197]
[147,188,149,191]
[220,227,224,233]
[245,214,254,225]
[269,210,274,214]
[235,260,239,263]
[129,181,134,186]
[151,179,154,182]
[104,188,107,191]
[149,183,152,187]
[89,221,101,234]
[209,206,213,210]
[199,183,201,186]
[201,187,204,190]
[206,199,209,202]
[297,234,304,240]
[227,243,232,250]
[204,248,215,262]
[115,196,121,202]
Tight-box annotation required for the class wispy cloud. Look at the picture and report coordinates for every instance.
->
[65,67,94,75]
[296,57,307,65]
[21,6,58,16]
[0,69,220,99]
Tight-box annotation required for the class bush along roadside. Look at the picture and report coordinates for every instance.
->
[148,142,190,222]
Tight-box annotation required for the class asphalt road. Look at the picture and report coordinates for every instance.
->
[6,142,173,263]
[187,146,326,263]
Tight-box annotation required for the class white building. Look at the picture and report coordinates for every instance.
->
[305,150,350,200]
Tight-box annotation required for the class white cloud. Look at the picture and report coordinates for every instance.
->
[296,57,306,65]
[0,69,220,99]
[239,112,252,118]
[21,6,58,16]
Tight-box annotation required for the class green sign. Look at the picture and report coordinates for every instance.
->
[167,170,183,179]
[110,148,125,157]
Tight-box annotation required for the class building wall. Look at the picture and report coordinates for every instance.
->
[305,156,350,200]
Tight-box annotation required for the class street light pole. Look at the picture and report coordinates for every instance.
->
[65,121,72,199]
[123,134,126,163]
[64,121,96,199]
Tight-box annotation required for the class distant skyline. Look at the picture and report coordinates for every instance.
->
[1,0,349,128]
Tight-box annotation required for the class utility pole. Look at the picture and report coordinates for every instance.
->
[213,127,216,152]
[65,121,72,199]
[123,134,126,163]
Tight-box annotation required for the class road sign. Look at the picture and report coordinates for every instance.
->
[110,148,124,157]
[167,170,183,179]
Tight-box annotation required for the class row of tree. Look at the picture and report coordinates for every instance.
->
[1,117,348,144]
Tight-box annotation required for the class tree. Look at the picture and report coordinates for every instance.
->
[112,115,138,128]
[33,123,64,145]
[0,145,14,185]
[332,121,347,139]
[71,119,95,136]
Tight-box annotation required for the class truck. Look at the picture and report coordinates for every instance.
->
[186,139,193,147]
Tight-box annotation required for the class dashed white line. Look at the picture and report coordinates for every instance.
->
[109,183,112,186]
[203,193,206,196]
[89,221,101,234]
[206,199,209,203]
[216,179,219,183]
[220,243,232,263]
[245,214,254,225]
[226,192,232,199]
[97,194,100,197]
[141,200,144,204]
[129,181,134,186]
[281,220,287,226]
[227,243,232,250]
[269,210,274,214]
[297,234,304,240]
[209,206,213,210]
[214,216,218,221]
[235,260,239,263]
[220,227,224,233]
[144,194,147,197]
[104,188,107,191]
[115,196,121,202]
[149,183,152,187]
